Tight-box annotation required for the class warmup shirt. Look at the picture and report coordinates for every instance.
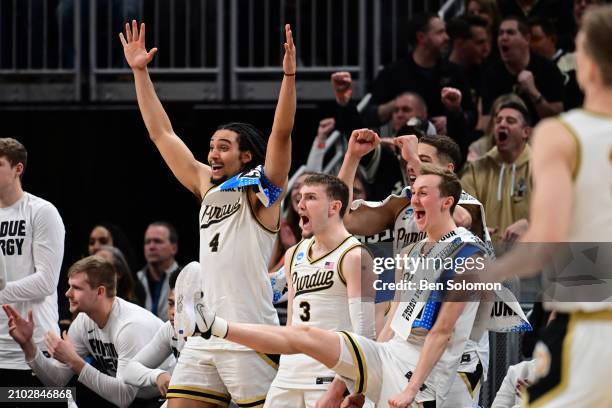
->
[0,192,65,369]
[272,236,363,389]
[28,298,163,407]
[123,320,180,388]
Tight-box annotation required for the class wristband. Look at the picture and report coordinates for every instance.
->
[284,72,296,76]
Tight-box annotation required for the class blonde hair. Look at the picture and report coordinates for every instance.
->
[582,4,612,86]
[68,255,117,297]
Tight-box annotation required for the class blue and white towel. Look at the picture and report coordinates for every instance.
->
[219,165,283,208]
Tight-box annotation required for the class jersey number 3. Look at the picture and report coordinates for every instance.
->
[299,301,310,322]
[209,233,220,252]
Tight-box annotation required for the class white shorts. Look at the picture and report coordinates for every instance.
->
[525,310,612,407]
[332,331,436,408]
[263,386,326,408]
[167,339,278,407]
[443,356,483,408]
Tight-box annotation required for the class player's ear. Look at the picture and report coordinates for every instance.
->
[442,196,454,211]
[329,199,343,216]
[240,150,252,165]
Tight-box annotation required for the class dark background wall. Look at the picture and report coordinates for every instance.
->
[1,101,330,306]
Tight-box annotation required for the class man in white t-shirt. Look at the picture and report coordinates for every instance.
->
[0,138,65,389]
[3,255,164,407]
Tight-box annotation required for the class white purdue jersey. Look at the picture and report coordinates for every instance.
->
[547,109,612,312]
[392,191,491,382]
[0,192,64,370]
[272,236,362,389]
[199,186,279,350]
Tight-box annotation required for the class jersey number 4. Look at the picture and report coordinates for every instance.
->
[209,233,220,252]
[299,301,311,322]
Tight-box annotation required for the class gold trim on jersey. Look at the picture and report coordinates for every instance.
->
[339,331,368,394]
[579,107,612,119]
[288,239,305,279]
[201,184,218,201]
[235,395,267,407]
[459,372,478,399]
[337,243,366,286]
[246,190,281,234]
[556,117,582,181]
[525,313,577,408]
[256,352,280,370]
[574,309,612,320]
[166,385,231,407]
[306,235,353,264]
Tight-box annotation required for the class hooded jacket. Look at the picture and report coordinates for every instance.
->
[461,145,532,247]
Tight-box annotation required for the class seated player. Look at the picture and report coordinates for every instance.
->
[123,262,201,401]
[3,256,164,407]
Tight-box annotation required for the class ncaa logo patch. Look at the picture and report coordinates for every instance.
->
[296,252,304,261]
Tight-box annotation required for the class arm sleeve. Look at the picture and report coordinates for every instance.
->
[348,297,376,339]
[78,322,148,407]
[28,349,75,386]
[0,203,65,303]
[491,364,521,408]
[123,323,174,388]
[304,138,327,172]
[27,316,90,386]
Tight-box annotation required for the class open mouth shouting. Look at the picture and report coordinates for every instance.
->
[211,163,224,178]
[299,214,311,231]
[496,130,509,147]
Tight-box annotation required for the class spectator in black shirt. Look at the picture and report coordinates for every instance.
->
[528,17,566,63]
[497,0,574,51]
[481,16,564,124]
[361,12,477,130]
[447,14,490,108]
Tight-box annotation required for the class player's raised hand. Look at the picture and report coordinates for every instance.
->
[347,129,380,158]
[2,305,34,346]
[394,134,419,162]
[283,24,296,76]
[119,20,158,71]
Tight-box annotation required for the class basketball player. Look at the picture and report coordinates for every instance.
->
[0,138,65,390]
[121,20,296,407]
[124,262,200,400]
[191,166,489,408]
[264,173,376,407]
[338,130,490,407]
[483,4,612,406]
[3,256,164,407]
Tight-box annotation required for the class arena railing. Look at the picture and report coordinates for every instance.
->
[0,0,81,102]
[229,0,367,101]
[372,0,443,76]
[88,0,224,101]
